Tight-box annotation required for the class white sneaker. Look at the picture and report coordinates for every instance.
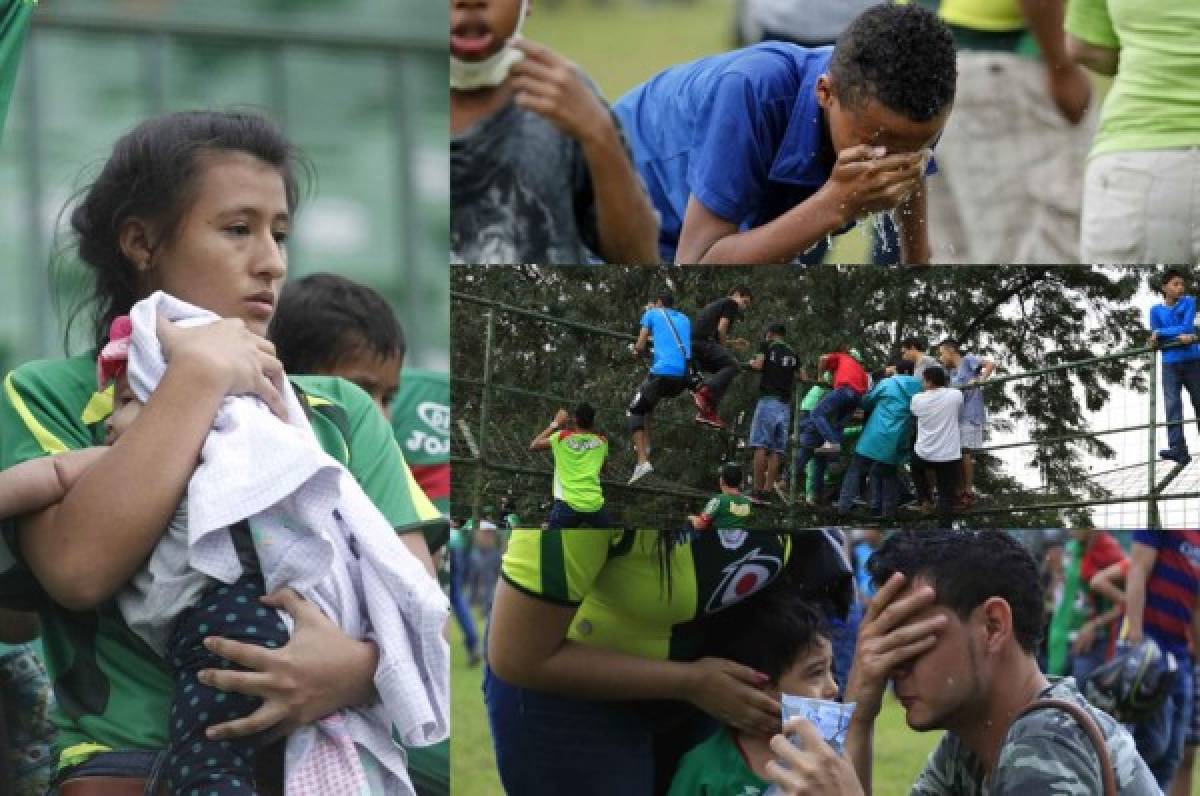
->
[629,462,654,484]
[816,442,841,455]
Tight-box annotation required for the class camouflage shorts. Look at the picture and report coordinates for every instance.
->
[0,644,56,796]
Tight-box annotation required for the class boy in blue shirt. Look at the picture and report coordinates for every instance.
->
[613,4,956,264]
[1149,267,1200,466]
[628,290,692,483]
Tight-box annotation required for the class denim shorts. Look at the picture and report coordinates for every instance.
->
[749,397,791,453]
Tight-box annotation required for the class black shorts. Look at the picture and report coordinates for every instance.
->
[627,374,688,431]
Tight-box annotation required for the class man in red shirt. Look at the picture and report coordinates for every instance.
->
[1070,528,1127,684]
[791,347,868,505]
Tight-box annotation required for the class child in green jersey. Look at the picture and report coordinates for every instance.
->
[669,593,838,795]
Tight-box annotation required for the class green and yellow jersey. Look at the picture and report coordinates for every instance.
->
[548,429,608,512]
[695,492,751,532]
[502,529,793,661]
[0,354,443,767]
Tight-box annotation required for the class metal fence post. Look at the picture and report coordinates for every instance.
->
[1147,350,1159,529]
[473,309,496,529]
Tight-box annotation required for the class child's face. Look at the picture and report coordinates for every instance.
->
[316,343,402,418]
[1164,276,1186,302]
[776,636,839,701]
[817,77,948,163]
[450,0,524,63]
[105,375,143,445]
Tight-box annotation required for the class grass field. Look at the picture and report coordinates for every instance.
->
[449,611,940,795]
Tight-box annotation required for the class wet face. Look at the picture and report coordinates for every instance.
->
[817,75,948,160]
[450,0,523,62]
[776,636,839,701]
[105,374,143,446]
[313,340,402,418]
[889,588,982,731]
[130,151,290,338]
[1163,276,1186,303]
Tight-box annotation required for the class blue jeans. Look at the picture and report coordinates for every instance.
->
[484,666,715,795]
[837,455,899,518]
[547,500,614,530]
[1135,651,1193,789]
[811,386,862,445]
[450,546,479,656]
[50,749,166,795]
[794,421,831,501]
[1162,359,1200,454]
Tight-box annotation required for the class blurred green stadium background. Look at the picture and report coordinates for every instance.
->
[0,0,447,372]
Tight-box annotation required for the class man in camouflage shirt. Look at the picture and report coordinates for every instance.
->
[764,530,1159,795]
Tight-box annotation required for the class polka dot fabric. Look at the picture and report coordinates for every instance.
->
[165,573,288,794]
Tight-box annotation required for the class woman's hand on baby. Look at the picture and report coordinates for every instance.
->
[686,657,781,737]
[156,314,288,419]
[198,588,378,742]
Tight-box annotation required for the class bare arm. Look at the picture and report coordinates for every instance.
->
[896,180,931,265]
[1018,0,1092,124]
[0,447,107,519]
[749,354,766,372]
[1088,561,1126,606]
[530,409,570,451]
[1123,542,1157,643]
[1067,34,1119,76]
[18,319,284,611]
[676,147,924,265]
[633,327,651,356]
[487,579,781,734]
[399,531,436,579]
[509,39,658,264]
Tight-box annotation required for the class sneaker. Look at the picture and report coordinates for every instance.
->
[1160,448,1193,466]
[695,408,726,429]
[629,461,654,484]
[692,386,714,413]
[773,481,791,504]
[815,442,841,455]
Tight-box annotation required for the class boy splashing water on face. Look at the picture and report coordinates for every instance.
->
[614,4,956,264]
[449,0,658,264]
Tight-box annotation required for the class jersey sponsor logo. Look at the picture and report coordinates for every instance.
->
[706,546,783,613]
[718,528,748,550]
[417,400,450,433]
[729,501,750,517]
[565,435,605,453]
[406,429,451,456]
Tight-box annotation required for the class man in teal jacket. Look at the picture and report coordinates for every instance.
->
[835,359,922,519]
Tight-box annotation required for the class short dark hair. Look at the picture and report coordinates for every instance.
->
[900,336,927,352]
[574,402,596,429]
[938,338,961,352]
[710,592,830,685]
[867,530,1044,655]
[923,364,947,387]
[830,4,956,122]
[1161,268,1187,292]
[720,461,743,489]
[656,290,675,308]
[66,110,307,350]
[731,285,753,300]
[269,273,405,374]
[896,358,915,376]
[767,322,786,337]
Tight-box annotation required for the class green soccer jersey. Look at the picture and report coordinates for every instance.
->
[0,354,443,767]
[548,429,608,513]
[669,727,770,796]
[698,492,752,531]
[390,369,449,515]
[0,1,34,140]
[502,529,793,661]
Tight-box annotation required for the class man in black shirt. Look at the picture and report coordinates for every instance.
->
[692,285,753,429]
[748,322,800,503]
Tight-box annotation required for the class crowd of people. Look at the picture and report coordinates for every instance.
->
[450,0,1200,265]
[0,110,452,795]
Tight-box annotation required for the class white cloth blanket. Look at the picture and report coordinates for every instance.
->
[125,292,449,795]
